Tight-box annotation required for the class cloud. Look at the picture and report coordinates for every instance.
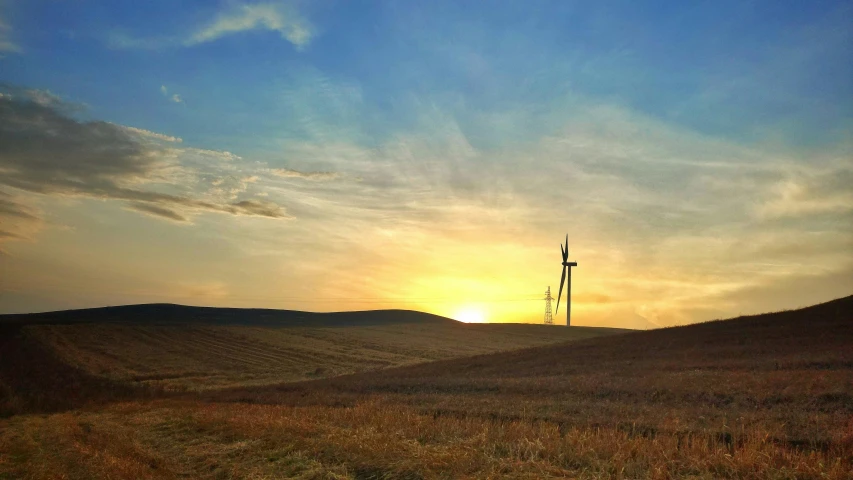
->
[0,9,20,54]
[117,125,182,144]
[0,192,37,222]
[106,31,174,50]
[704,265,853,318]
[0,86,289,249]
[0,191,42,254]
[21,88,63,108]
[208,175,263,200]
[126,203,189,223]
[754,163,853,219]
[108,2,316,51]
[186,2,314,49]
[270,168,339,181]
[159,85,184,104]
[0,85,78,111]
[241,81,852,326]
[227,199,287,218]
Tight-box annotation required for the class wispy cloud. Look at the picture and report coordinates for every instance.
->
[187,2,314,49]
[0,8,20,54]
[126,202,188,223]
[0,85,67,108]
[108,2,315,51]
[117,124,182,144]
[159,85,184,104]
[754,161,853,219]
[0,86,290,249]
[106,31,173,50]
[270,168,339,181]
[0,191,41,254]
[241,76,852,325]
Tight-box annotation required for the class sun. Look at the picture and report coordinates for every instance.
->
[454,307,486,323]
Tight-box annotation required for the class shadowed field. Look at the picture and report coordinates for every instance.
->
[0,305,625,404]
[1,297,850,479]
[26,321,620,391]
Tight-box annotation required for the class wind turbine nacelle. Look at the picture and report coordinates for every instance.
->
[562,262,578,267]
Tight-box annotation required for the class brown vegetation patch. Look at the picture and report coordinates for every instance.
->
[0,297,851,478]
[22,319,622,391]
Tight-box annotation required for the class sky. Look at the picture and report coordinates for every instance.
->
[0,0,851,327]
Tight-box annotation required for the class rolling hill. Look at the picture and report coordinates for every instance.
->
[217,295,853,436]
[1,297,850,479]
[0,304,462,327]
[0,304,627,404]
[195,295,852,478]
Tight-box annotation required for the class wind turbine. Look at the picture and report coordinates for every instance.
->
[554,235,578,326]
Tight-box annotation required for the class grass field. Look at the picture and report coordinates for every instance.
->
[1,298,851,479]
[6,306,622,392]
[0,305,625,409]
[26,322,621,390]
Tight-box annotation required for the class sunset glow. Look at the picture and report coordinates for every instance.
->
[453,308,487,324]
[0,1,850,327]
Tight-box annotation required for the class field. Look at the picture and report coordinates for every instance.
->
[2,305,622,392]
[1,298,851,479]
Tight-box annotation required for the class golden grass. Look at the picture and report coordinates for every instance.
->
[1,297,850,478]
[1,398,849,479]
[26,322,621,390]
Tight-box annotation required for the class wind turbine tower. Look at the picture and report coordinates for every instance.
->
[554,235,578,327]
[544,287,554,325]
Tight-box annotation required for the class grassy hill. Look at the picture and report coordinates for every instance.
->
[0,304,626,404]
[0,304,463,327]
[1,297,850,479]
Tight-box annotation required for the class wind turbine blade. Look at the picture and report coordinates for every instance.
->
[555,266,567,315]
[564,234,569,260]
[560,243,566,260]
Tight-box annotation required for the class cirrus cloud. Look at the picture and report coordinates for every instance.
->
[0,10,20,54]
[0,191,41,254]
[754,163,853,219]
[187,2,314,49]
[270,168,340,181]
[107,2,315,51]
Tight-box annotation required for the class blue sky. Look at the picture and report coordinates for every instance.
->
[7,0,851,149]
[1,1,851,325]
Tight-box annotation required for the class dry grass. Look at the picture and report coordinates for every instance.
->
[25,321,620,391]
[1,398,849,479]
[0,297,850,478]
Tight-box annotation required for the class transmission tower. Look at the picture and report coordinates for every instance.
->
[544,286,554,325]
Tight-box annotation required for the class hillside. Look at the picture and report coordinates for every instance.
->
[217,295,853,437]
[0,303,460,327]
[1,297,850,479]
[0,304,627,400]
[184,295,852,478]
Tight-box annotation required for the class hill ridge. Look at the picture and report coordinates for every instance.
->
[224,293,853,393]
[201,294,852,465]
[0,303,462,327]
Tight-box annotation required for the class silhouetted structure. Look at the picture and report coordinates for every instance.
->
[554,235,578,326]
[544,287,554,325]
